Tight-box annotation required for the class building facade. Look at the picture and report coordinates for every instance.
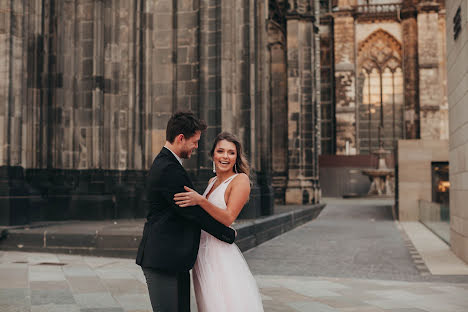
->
[319,0,448,197]
[0,0,322,225]
[446,0,468,263]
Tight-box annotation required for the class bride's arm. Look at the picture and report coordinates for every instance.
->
[173,174,250,226]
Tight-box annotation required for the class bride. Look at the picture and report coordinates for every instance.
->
[174,132,264,312]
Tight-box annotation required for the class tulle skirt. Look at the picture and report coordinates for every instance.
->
[193,231,264,312]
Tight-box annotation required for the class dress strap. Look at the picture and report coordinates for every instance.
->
[223,174,238,185]
[203,176,218,197]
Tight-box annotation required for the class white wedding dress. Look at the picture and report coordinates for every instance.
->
[193,174,264,312]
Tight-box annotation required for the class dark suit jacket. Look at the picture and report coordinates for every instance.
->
[136,147,236,272]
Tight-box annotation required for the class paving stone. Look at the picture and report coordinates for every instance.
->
[63,265,96,277]
[261,287,317,302]
[0,305,31,312]
[314,296,374,309]
[95,269,136,280]
[79,309,124,312]
[367,290,423,301]
[113,294,152,311]
[363,299,414,310]
[0,268,28,288]
[100,279,147,295]
[0,289,30,306]
[287,301,340,312]
[73,293,120,309]
[385,309,431,312]
[31,304,80,312]
[30,289,75,305]
[262,300,298,312]
[66,277,107,294]
[281,280,342,298]
[30,281,69,291]
[28,267,66,282]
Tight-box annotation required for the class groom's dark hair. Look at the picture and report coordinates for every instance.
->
[166,111,207,143]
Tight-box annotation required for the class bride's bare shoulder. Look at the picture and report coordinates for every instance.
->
[232,173,250,186]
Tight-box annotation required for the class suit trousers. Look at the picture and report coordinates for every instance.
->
[142,267,190,312]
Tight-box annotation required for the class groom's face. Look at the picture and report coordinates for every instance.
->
[180,131,201,159]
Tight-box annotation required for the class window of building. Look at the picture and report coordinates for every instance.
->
[357,30,404,154]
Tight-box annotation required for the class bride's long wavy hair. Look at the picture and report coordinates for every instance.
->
[210,132,250,177]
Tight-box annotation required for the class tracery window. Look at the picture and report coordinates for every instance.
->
[358,30,404,154]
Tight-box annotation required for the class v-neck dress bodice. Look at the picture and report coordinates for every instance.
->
[192,174,264,312]
[203,174,237,210]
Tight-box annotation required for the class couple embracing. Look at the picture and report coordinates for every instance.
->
[136,111,264,312]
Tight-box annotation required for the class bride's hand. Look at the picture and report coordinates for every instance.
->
[174,186,203,207]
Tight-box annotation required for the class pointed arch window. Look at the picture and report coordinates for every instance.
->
[358,30,404,154]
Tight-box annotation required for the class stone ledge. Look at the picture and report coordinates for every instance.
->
[0,204,325,258]
[232,203,325,252]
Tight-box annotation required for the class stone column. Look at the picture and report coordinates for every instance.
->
[284,4,317,205]
[417,1,446,139]
[220,0,236,133]
[332,9,356,154]
[174,0,201,172]
[268,27,288,204]
[149,0,174,165]
[59,0,77,169]
[401,2,420,139]
[69,0,94,169]
[253,0,274,215]
[234,0,252,157]
[0,1,30,225]
[314,0,321,203]
[199,0,222,172]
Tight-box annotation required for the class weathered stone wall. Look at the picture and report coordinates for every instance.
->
[0,0,322,223]
[0,1,28,167]
[330,0,448,156]
[446,0,468,263]
[401,4,420,139]
[268,24,288,203]
[333,11,356,155]
[417,3,448,140]
[285,3,320,205]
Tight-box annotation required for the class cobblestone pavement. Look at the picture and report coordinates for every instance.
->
[1,198,468,311]
[244,198,468,283]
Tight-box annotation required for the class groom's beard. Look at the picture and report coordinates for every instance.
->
[179,148,193,159]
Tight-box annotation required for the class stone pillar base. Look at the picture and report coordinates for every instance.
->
[257,171,274,216]
[0,166,30,226]
[285,178,316,205]
[272,175,287,204]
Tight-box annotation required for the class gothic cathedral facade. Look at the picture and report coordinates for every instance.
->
[0,1,322,225]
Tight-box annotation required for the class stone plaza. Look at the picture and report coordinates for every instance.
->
[1,198,468,312]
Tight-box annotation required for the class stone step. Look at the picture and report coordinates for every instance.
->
[0,204,325,258]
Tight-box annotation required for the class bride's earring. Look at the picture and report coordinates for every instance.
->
[234,163,238,173]
[212,161,216,173]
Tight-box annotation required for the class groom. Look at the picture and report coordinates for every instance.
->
[136,111,236,311]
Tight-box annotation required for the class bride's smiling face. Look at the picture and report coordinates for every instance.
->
[213,140,237,174]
